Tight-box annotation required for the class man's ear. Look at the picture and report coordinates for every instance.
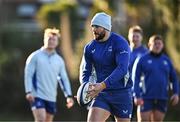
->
[128,33,131,42]
[148,42,151,48]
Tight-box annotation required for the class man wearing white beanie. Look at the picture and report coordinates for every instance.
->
[79,12,133,122]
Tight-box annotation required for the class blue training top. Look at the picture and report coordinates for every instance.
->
[134,52,179,100]
[129,45,148,90]
[129,45,148,74]
[80,32,133,91]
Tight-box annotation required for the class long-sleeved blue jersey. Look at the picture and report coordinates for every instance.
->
[129,45,148,89]
[134,52,179,100]
[80,32,133,91]
[129,45,148,74]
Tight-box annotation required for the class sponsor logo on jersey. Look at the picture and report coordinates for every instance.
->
[120,50,128,54]
[122,110,128,114]
[91,49,95,53]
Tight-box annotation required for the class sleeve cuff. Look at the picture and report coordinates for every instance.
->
[104,79,111,89]
[66,95,73,98]
[26,91,32,94]
[134,93,141,98]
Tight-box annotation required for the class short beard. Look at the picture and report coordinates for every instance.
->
[95,30,106,41]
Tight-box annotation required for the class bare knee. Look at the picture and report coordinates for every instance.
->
[33,108,46,122]
[140,111,152,122]
[115,117,130,122]
[87,107,110,122]
[35,114,46,122]
[152,110,165,122]
[46,112,54,122]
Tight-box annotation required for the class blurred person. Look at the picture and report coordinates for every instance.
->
[79,12,133,122]
[128,25,148,120]
[24,28,74,122]
[134,35,179,122]
[128,25,148,82]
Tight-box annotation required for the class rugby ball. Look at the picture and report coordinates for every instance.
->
[77,82,92,106]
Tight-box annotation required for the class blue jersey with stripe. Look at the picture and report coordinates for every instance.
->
[24,47,72,102]
[129,45,148,90]
[129,45,148,74]
[80,32,133,91]
[134,52,179,100]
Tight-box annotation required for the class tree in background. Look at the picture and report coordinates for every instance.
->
[153,0,180,74]
[37,0,78,79]
[124,0,180,73]
[124,0,180,120]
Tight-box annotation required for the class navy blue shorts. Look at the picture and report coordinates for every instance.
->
[90,89,133,118]
[30,97,57,114]
[140,99,167,113]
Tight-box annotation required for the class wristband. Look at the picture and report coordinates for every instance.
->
[26,91,31,94]
[101,82,106,89]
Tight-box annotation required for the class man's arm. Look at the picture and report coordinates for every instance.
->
[104,39,130,89]
[24,53,36,94]
[79,45,93,84]
[58,59,74,108]
[168,59,179,106]
[133,58,144,105]
[133,59,143,98]
[169,59,179,95]
[24,53,37,102]
[58,59,72,98]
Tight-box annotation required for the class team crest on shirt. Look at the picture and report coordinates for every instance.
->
[163,60,168,66]
[108,46,112,52]
[147,59,152,64]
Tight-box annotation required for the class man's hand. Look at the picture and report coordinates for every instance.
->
[87,82,106,99]
[66,97,74,109]
[26,92,35,103]
[134,97,144,106]
[170,94,179,106]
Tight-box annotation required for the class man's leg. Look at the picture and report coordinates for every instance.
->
[152,110,165,122]
[139,99,154,122]
[151,99,167,122]
[87,107,111,122]
[140,111,152,122]
[114,116,131,122]
[131,101,138,121]
[113,103,132,122]
[45,99,56,122]
[46,112,54,122]
[137,105,141,122]
[32,108,46,122]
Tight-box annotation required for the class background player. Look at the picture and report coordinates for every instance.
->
[128,25,148,82]
[134,35,179,122]
[24,28,74,122]
[128,25,148,120]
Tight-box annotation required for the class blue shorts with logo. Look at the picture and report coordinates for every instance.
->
[140,99,168,113]
[30,97,57,114]
[90,89,133,118]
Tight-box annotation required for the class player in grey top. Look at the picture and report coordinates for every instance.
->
[24,28,74,122]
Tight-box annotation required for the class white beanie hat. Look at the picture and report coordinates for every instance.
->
[91,12,112,31]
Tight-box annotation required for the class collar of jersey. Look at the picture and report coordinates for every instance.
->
[41,47,56,56]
